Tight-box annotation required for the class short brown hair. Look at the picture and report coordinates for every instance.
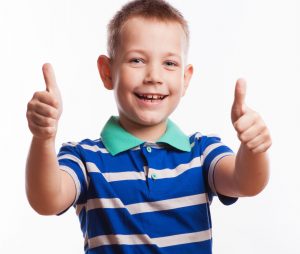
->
[107,0,189,60]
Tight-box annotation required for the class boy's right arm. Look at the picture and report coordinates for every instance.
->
[26,63,76,215]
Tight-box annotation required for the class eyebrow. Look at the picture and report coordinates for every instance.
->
[124,49,181,59]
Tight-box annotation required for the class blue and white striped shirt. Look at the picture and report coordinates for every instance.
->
[58,116,237,254]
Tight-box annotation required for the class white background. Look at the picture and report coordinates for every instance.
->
[0,0,299,253]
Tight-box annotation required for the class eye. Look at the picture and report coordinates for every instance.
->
[164,61,178,67]
[129,58,144,64]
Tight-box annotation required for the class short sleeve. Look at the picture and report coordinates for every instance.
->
[201,135,238,206]
[57,142,88,209]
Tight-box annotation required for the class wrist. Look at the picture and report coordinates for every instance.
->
[32,135,56,148]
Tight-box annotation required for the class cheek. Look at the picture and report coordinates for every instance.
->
[168,73,185,94]
[116,68,143,93]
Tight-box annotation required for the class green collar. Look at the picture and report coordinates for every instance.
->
[101,116,191,156]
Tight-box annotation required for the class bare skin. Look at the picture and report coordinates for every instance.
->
[26,63,75,215]
[214,79,271,197]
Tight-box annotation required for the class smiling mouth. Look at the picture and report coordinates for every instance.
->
[134,93,168,102]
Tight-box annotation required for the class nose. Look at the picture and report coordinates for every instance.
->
[143,63,163,85]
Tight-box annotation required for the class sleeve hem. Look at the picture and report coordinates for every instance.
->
[59,165,81,206]
[208,152,235,194]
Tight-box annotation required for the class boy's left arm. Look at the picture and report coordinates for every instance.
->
[213,79,272,197]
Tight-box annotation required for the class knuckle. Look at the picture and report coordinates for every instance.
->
[33,91,42,99]
[234,122,242,132]
[52,99,60,108]
[240,134,247,142]
[252,111,260,122]
[26,110,31,119]
[43,127,55,136]
[246,142,253,150]
[27,100,35,110]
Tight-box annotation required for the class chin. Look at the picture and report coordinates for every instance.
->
[134,114,167,127]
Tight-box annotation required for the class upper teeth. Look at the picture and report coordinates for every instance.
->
[139,94,165,100]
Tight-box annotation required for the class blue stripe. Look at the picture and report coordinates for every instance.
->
[161,241,212,254]
[87,244,160,254]
[134,205,212,238]
[87,208,144,237]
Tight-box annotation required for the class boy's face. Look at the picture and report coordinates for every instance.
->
[101,17,193,133]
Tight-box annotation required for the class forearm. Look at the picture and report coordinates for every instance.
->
[234,144,270,196]
[26,137,62,214]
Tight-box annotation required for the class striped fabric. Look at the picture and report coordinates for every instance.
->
[58,126,236,253]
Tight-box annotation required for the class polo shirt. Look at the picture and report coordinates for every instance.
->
[58,116,237,254]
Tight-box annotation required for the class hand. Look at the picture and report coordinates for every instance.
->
[27,63,63,140]
[231,79,271,153]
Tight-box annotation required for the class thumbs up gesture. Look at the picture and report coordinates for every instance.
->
[27,63,63,140]
[231,79,271,154]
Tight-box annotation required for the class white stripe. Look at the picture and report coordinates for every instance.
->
[88,234,153,248]
[131,146,141,151]
[153,229,212,247]
[208,152,234,193]
[102,171,146,182]
[190,142,195,148]
[62,141,78,147]
[195,133,220,140]
[88,229,211,249]
[85,193,208,215]
[87,198,124,211]
[126,193,208,215]
[194,132,203,139]
[58,154,88,185]
[76,204,85,216]
[207,133,220,138]
[148,156,202,179]
[203,143,224,159]
[81,144,109,153]
[86,162,101,173]
[85,162,146,182]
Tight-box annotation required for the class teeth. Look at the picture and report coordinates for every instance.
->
[138,94,165,100]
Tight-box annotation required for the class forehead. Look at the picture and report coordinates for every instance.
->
[119,17,187,55]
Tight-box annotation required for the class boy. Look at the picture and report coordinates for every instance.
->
[26,0,271,253]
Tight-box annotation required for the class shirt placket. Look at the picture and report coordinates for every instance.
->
[141,143,159,192]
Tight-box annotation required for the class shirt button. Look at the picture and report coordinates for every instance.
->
[151,173,157,180]
[146,147,152,153]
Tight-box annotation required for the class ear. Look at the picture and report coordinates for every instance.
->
[97,55,113,90]
[181,64,193,96]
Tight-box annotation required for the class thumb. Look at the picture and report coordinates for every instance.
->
[231,78,247,122]
[42,63,59,94]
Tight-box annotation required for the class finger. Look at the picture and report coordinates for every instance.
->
[234,110,258,133]
[238,121,266,143]
[28,111,57,127]
[42,63,58,93]
[251,140,272,154]
[27,100,59,119]
[32,91,60,108]
[232,79,247,120]
[245,129,270,150]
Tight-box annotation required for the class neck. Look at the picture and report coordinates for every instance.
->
[118,117,167,142]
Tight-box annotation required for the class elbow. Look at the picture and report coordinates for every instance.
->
[26,192,62,216]
[238,178,269,197]
[27,198,57,216]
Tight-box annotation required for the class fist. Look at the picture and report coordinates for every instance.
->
[27,63,63,139]
[231,79,272,153]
